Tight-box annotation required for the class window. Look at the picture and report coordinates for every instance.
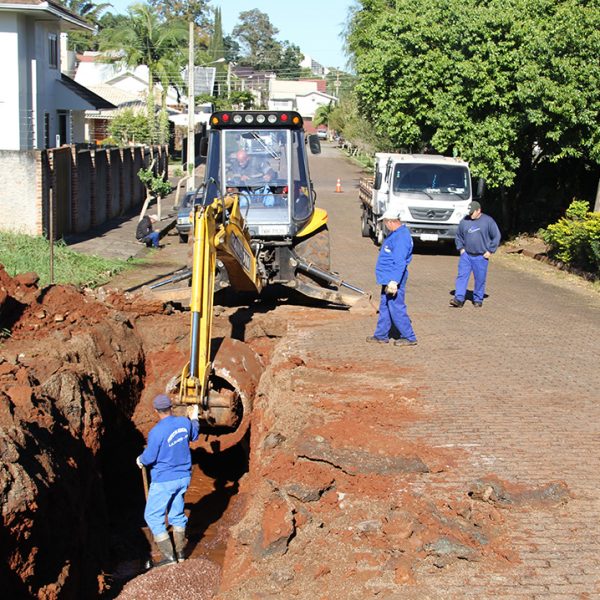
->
[48,33,58,69]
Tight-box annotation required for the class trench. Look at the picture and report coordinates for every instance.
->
[100,337,269,597]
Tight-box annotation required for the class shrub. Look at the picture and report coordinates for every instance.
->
[540,200,600,274]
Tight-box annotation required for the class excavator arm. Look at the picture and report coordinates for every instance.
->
[177,193,264,451]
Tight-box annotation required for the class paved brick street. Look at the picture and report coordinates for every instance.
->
[299,143,600,597]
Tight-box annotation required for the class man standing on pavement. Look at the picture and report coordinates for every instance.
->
[450,201,501,308]
[137,394,200,566]
[136,214,161,248]
[367,209,418,347]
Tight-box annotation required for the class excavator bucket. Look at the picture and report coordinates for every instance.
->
[183,337,263,454]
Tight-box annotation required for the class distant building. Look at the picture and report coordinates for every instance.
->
[300,54,329,77]
[268,78,337,129]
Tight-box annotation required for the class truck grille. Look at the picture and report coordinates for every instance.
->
[409,207,453,221]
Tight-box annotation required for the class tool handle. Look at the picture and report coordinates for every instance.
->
[141,465,149,500]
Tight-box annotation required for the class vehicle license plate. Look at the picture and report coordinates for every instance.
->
[420,233,439,241]
[259,225,288,235]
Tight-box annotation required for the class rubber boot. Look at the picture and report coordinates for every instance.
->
[172,526,187,562]
[153,532,177,568]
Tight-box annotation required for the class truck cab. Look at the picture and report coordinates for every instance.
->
[361,153,483,244]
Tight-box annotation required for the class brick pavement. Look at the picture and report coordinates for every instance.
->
[296,143,600,597]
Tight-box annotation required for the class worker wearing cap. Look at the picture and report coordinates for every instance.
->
[367,209,417,347]
[450,201,501,308]
[136,394,200,566]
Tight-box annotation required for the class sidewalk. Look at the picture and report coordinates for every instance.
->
[65,165,204,260]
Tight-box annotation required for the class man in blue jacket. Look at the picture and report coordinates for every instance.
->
[367,209,417,347]
[450,201,501,307]
[137,394,200,566]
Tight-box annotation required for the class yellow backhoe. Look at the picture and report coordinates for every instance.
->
[158,111,366,449]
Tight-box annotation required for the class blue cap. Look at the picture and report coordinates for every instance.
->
[153,394,172,410]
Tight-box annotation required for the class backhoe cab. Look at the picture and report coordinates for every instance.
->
[202,110,363,306]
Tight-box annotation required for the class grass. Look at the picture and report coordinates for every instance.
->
[0,232,136,288]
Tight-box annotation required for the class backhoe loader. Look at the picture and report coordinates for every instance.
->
[159,111,365,450]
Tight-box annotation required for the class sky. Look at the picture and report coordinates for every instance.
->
[106,0,356,70]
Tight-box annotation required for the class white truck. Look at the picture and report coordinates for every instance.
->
[359,153,484,244]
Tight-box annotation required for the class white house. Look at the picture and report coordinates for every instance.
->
[0,0,113,150]
[268,78,337,122]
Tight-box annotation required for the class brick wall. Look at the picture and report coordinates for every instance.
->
[0,145,168,237]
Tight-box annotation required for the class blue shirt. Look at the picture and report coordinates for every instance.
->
[455,213,501,254]
[375,225,413,285]
[140,415,200,482]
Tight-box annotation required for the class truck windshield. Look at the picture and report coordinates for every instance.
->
[392,164,470,200]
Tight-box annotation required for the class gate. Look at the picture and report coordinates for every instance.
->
[53,148,72,238]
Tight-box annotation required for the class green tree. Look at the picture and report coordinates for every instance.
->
[277,41,303,79]
[108,108,151,145]
[232,9,281,71]
[98,3,186,144]
[313,102,335,128]
[62,0,111,53]
[147,0,210,26]
[347,0,600,199]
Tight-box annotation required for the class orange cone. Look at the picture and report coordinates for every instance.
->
[335,177,343,193]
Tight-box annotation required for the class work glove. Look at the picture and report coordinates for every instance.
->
[385,281,398,296]
[136,456,144,469]
[188,404,199,421]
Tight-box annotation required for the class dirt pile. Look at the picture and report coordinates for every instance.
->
[0,267,169,598]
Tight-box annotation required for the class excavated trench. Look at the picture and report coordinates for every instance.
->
[0,267,278,599]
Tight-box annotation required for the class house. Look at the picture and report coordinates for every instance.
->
[0,0,114,151]
[267,78,337,130]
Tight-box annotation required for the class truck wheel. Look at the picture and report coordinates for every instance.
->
[361,211,370,237]
[294,225,331,278]
[179,233,189,244]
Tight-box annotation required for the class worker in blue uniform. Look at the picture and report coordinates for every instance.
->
[137,394,200,567]
[367,209,417,347]
[450,201,501,307]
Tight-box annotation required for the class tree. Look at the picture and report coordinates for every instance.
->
[62,0,111,53]
[232,9,281,71]
[208,7,227,81]
[98,4,187,144]
[346,0,600,229]
[277,42,303,79]
[223,35,241,63]
[313,102,334,128]
[147,0,210,27]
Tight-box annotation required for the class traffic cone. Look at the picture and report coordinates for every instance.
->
[335,178,343,193]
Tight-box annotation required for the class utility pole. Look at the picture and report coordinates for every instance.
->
[334,68,341,99]
[187,20,195,191]
[227,61,232,100]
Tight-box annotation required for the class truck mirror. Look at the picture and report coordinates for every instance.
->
[199,136,208,158]
[374,171,382,191]
[307,135,322,155]
[475,177,486,199]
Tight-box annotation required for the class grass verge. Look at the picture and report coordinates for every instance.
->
[0,232,136,288]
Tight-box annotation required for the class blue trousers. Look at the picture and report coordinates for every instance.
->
[374,271,416,342]
[143,231,160,248]
[144,476,191,536]
[454,252,489,303]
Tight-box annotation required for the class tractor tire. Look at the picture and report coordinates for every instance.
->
[361,210,371,237]
[294,225,331,272]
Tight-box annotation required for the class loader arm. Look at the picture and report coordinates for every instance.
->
[179,193,263,408]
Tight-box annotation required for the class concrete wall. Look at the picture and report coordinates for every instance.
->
[0,150,39,234]
[0,145,168,237]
